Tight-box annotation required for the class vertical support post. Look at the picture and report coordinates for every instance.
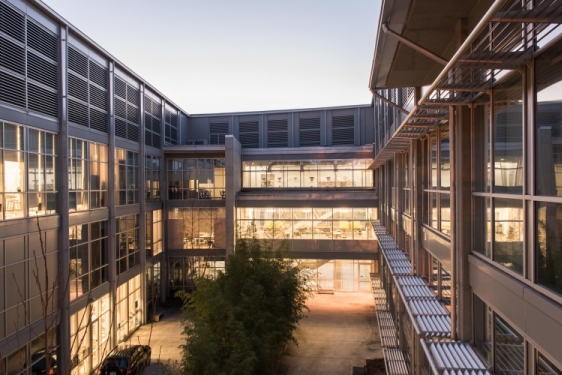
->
[107,61,117,348]
[57,24,71,375]
[160,98,167,304]
[138,84,147,324]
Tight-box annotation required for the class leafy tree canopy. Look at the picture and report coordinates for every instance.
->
[178,239,311,375]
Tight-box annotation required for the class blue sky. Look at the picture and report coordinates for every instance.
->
[43,0,379,114]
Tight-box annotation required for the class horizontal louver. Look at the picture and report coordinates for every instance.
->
[267,119,288,148]
[144,94,162,148]
[0,36,25,75]
[114,75,140,142]
[164,107,178,145]
[299,118,321,146]
[0,4,59,118]
[0,70,25,107]
[239,121,259,148]
[332,115,355,145]
[0,1,24,42]
[67,45,108,132]
[210,122,229,145]
[26,20,57,61]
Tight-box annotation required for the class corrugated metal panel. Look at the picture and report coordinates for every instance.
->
[299,117,321,146]
[332,115,354,145]
[421,341,491,375]
[210,122,229,145]
[267,119,288,148]
[239,120,259,148]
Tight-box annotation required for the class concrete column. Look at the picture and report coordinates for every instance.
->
[456,105,473,340]
[138,84,147,323]
[225,135,242,255]
[107,61,117,349]
[57,25,71,375]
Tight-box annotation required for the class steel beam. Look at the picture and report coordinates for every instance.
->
[382,23,448,66]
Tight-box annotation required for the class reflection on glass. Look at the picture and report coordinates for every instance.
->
[493,198,523,274]
[431,138,438,188]
[440,194,450,235]
[537,202,562,296]
[494,314,524,375]
[474,196,492,258]
[494,72,523,194]
[430,192,438,229]
[474,295,493,365]
[241,159,373,188]
[167,208,226,248]
[538,352,562,375]
[440,132,450,189]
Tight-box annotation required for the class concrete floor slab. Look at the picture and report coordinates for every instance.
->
[276,292,383,375]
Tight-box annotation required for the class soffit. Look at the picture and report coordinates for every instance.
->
[370,0,493,90]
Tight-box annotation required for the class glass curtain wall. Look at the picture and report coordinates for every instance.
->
[0,122,58,220]
[116,275,142,343]
[69,139,108,211]
[167,158,225,199]
[167,207,226,249]
[115,215,139,275]
[115,148,138,205]
[145,155,160,200]
[237,207,376,240]
[146,210,163,258]
[296,259,375,292]
[242,159,373,188]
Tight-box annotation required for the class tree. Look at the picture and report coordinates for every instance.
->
[178,238,311,375]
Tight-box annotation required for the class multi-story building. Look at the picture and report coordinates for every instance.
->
[370,0,562,374]
[1,0,561,374]
[0,0,379,374]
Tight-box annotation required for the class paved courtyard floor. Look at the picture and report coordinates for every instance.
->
[122,292,382,375]
[276,292,382,375]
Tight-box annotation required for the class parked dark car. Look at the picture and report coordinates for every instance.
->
[97,345,151,375]
[28,349,57,375]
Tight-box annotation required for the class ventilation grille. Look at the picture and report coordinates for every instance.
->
[299,117,321,146]
[0,3,59,118]
[144,95,162,148]
[210,122,229,145]
[239,121,259,148]
[164,107,178,145]
[267,119,288,148]
[332,115,355,145]
[114,75,139,142]
[68,45,108,133]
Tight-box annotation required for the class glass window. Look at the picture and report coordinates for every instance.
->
[115,149,138,205]
[535,41,562,197]
[145,155,160,200]
[493,198,523,274]
[493,72,523,194]
[473,196,492,258]
[494,314,524,375]
[473,295,492,365]
[440,132,450,190]
[536,202,562,296]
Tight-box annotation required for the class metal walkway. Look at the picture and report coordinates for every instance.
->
[371,221,491,375]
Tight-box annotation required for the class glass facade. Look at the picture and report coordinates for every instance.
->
[242,159,373,188]
[167,207,226,249]
[115,215,140,275]
[145,155,160,200]
[146,209,163,258]
[297,259,376,292]
[0,122,57,220]
[69,221,109,301]
[115,148,138,205]
[167,158,225,199]
[116,276,142,343]
[69,139,108,211]
[237,207,376,240]
[169,256,226,291]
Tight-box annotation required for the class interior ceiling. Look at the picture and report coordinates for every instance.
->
[375,0,493,89]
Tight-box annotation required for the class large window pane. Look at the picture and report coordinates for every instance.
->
[494,314,524,375]
[494,72,523,194]
[536,41,562,196]
[473,196,492,258]
[493,198,523,274]
[537,202,562,296]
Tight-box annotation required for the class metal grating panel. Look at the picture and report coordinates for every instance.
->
[127,123,139,142]
[89,107,108,133]
[68,99,88,127]
[210,121,229,145]
[126,103,139,124]
[267,119,288,147]
[332,115,355,145]
[27,82,58,117]
[89,84,107,110]
[144,130,152,147]
[26,19,57,61]
[114,97,127,119]
[239,121,259,148]
[0,1,25,43]
[68,46,88,78]
[0,35,25,75]
[115,118,127,139]
[114,76,126,99]
[88,60,107,89]
[299,117,321,146]
[0,70,25,107]
[27,51,57,89]
[68,73,88,103]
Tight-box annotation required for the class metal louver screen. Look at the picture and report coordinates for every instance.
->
[267,119,288,148]
[239,121,259,148]
[68,45,108,132]
[299,117,320,146]
[332,115,355,145]
[210,122,229,145]
[0,5,59,118]
[114,75,140,141]
[0,1,24,42]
